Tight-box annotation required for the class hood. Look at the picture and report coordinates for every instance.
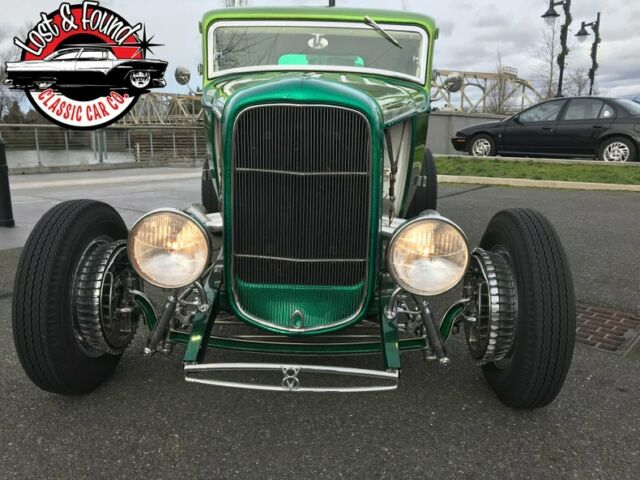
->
[203,71,429,127]
[459,119,505,134]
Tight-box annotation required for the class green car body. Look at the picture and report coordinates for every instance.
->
[12,7,576,403]
[200,7,436,335]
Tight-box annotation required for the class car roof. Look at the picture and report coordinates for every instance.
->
[201,7,437,38]
[55,46,110,53]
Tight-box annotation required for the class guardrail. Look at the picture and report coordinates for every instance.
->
[0,124,207,170]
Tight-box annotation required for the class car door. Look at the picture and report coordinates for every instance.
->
[500,100,566,155]
[553,99,616,156]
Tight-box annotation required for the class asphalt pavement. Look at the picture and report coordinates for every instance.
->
[0,168,639,479]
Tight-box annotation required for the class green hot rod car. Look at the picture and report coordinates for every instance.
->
[13,7,575,408]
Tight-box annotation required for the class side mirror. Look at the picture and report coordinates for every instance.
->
[175,66,191,86]
[443,73,463,93]
[512,115,522,124]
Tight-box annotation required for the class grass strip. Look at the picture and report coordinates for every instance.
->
[435,156,640,185]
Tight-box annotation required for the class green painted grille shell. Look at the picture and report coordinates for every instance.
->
[222,77,383,335]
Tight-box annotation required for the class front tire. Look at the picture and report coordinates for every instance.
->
[13,200,129,394]
[479,208,575,409]
[468,134,496,157]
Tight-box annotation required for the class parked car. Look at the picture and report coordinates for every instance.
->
[452,96,640,162]
[4,46,167,91]
[13,7,576,409]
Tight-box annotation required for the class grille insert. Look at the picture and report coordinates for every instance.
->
[231,104,372,330]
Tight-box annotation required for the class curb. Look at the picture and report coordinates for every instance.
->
[434,153,640,167]
[8,160,201,175]
[438,175,640,192]
[10,171,201,191]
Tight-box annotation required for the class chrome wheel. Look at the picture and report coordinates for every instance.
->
[34,80,54,89]
[73,240,140,355]
[471,138,492,156]
[603,141,630,162]
[129,71,151,89]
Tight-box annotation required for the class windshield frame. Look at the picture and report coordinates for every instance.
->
[207,20,430,85]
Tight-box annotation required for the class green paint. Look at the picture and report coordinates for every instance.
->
[236,279,365,333]
[220,76,384,335]
[182,275,221,364]
[195,7,438,338]
[439,302,466,342]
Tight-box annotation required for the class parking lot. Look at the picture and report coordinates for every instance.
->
[1,168,639,479]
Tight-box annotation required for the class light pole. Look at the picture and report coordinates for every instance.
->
[541,0,572,97]
[575,12,602,95]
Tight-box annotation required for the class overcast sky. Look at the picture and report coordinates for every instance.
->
[1,0,638,98]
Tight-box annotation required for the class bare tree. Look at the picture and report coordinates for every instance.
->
[565,68,590,97]
[486,51,515,114]
[532,21,561,99]
[0,23,32,121]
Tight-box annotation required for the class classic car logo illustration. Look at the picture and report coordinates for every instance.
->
[3,1,167,129]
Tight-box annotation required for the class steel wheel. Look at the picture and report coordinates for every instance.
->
[602,141,630,162]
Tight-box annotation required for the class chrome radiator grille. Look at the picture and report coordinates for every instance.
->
[231,104,372,330]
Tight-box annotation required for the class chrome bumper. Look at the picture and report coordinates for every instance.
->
[184,362,399,393]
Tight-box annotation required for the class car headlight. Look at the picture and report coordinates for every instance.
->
[128,209,210,289]
[387,214,469,296]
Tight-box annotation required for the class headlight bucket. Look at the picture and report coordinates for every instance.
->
[387,213,470,296]
[128,208,211,289]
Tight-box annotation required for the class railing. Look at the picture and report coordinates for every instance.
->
[0,124,207,169]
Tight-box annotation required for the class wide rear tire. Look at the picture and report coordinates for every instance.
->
[12,200,129,394]
[479,208,575,409]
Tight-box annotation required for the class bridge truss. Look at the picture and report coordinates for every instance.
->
[432,68,542,113]
[120,68,542,124]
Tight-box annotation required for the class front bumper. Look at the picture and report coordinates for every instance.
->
[451,136,468,151]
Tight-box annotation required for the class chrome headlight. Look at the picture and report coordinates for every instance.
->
[128,209,210,289]
[387,214,469,296]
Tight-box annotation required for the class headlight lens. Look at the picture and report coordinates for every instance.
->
[128,210,210,289]
[387,215,469,296]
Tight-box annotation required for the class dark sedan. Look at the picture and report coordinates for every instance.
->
[451,96,640,162]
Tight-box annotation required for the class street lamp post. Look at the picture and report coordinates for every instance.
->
[575,12,602,95]
[541,0,572,97]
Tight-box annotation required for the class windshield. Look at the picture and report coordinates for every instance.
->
[207,21,428,84]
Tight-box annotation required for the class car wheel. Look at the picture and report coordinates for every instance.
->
[129,71,151,90]
[598,137,637,162]
[34,79,55,90]
[12,200,135,394]
[202,171,219,214]
[476,208,575,409]
[404,149,437,218]
[468,134,496,157]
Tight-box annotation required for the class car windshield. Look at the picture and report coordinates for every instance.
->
[207,21,428,83]
[616,98,640,115]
